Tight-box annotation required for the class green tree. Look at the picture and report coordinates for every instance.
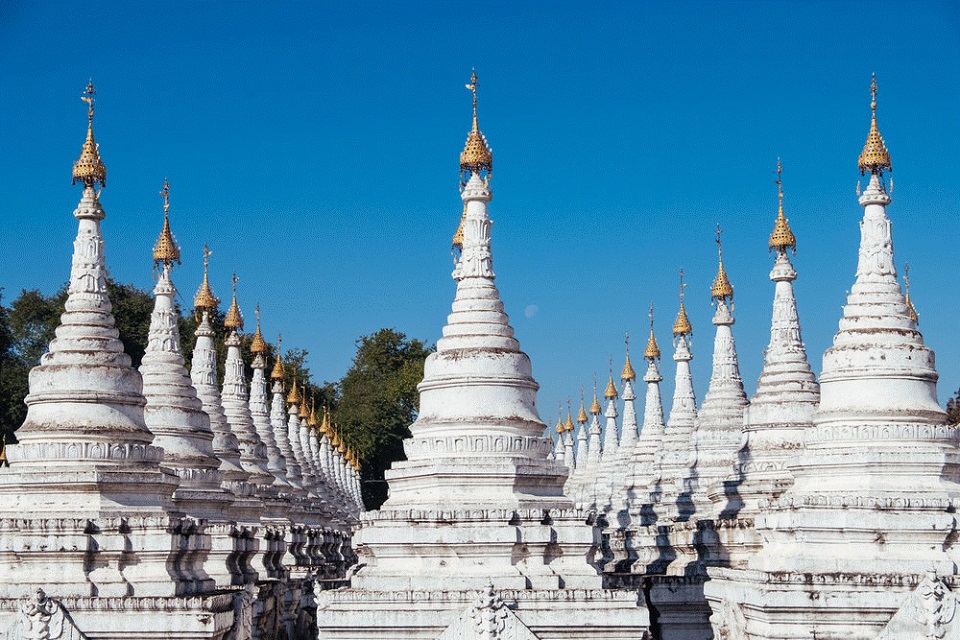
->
[333,328,433,510]
[947,389,960,426]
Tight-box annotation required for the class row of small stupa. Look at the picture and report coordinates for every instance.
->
[0,82,363,640]
[540,76,958,640]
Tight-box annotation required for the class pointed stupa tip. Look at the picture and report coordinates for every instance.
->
[904,263,919,324]
[643,308,659,361]
[604,358,619,399]
[621,334,637,381]
[452,202,466,249]
[152,180,181,267]
[577,393,589,423]
[287,377,301,405]
[590,389,603,414]
[769,159,797,253]
[459,69,493,178]
[858,74,892,177]
[672,269,693,336]
[308,398,319,427]
[250,305,267,354]
[72,80,107,190]
[223,273,244,331]
[555,405,564,434]
[565,402,575,432]
[321,405,333,436]
[194,244,219,317]
[299,393,310,419]
[711,226,734,302]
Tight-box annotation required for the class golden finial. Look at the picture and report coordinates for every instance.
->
[769,159,797,253]
[577,387,589,423]
[330,425,341,449]
[711,225,734,302]
[287,376,301,405]
[250,305,267,354]
[299,392,310,420]
[644,303,661,360]
[0,434,8,468]
[308,397,319,428]
[555,402,564,435]
[72,80,107,190]
[904,263,919,324]
[858,74,892,177]
[565,399,575,432]
[193,244,220,318]
[604,356,619,399]
[152,179,181,268]
[321,405,333,437]
[452,202,467,250]
[672,269,693,336]
[337,433,347,455]
[621,332,636,381]
[271,335,285,380]
[590,374,602,414]
[223,273,244,331]
[459,69,493,183]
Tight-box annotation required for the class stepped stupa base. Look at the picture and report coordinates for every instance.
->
[317,586,650,640]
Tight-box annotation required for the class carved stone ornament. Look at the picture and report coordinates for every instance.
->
[436,584,539,640]
[878,571,960,640]
[9,589,88,640]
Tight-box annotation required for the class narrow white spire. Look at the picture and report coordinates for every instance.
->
[221,328,273,487]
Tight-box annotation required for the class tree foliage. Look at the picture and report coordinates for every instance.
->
[947,389,960,426]
[333,328,433,509]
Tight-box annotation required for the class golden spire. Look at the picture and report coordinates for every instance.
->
[0,434,8,468]
[337,434,347,455]
[223,273,244,331]
[72,80,107,190]
[152,180,181,268]
[644,303,661,360]
[321,405,333,437]
[904,263,919,324]
[459,70,493,181]
[250,305,267,353]
[452,202,466,250]
[330,425,341,449]
[308,398,319,428]
[621,332,636,381]
[271,335,285,380]
[193,244,219,318]
[604,356,619,399]
[590,375,602,414]
[672,269,693,336]
[711,225,734,302]
[287,376,301,405]
[565,399,575,432]
[769,159,797,253]
[299,393,310,420]
[858,74,892,177]
[555,403,564,434]
[577,387,589,423]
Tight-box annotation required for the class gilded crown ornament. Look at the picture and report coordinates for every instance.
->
[621,332,637,381]
[153,180,181,268]
[577,387,589,423]
[590,376,603,414]
[452,203,467,250]
[604,357,619,399]
[565,400,575,432]
[299,393,310,420]
[904,263,919,324]
[711,226,734,302]
[193,244,220,318]
[460,70,493,184]
[644,303,661,360]
[72,81,107,190]
[769,159,797,253]
[555,403,564,435]
[858,74,892,177]
[308,398,319,428]
[672,269,693,337]
[321,406,333,437]
[271,335,285,380]
[223,273,244,331]
[250,305,267,354]
[287,376,301,405]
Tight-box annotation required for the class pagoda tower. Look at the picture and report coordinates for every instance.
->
[689,228,749,515]
[733,161,819,522]
[705,76,960,640]
[0,83,231,638]
[318,72,649,640]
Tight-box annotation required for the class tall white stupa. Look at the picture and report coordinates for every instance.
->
[317,72,650,640]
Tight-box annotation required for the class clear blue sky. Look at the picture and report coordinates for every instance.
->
[2,1,959,422]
